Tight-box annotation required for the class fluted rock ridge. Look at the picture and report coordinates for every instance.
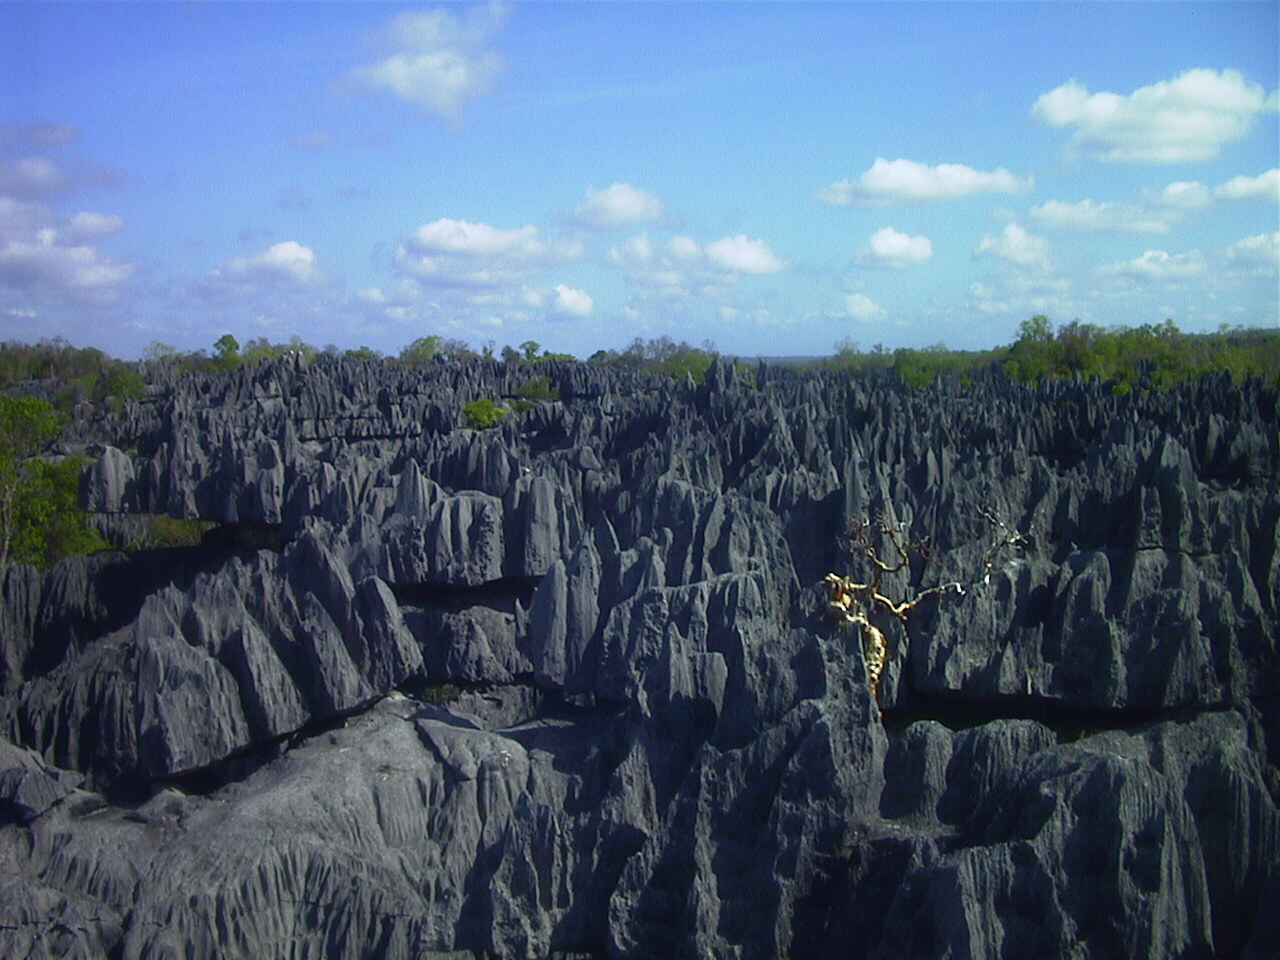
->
[1,355,1276,959]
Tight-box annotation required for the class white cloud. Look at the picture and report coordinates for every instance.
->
[197,241,329,305]
[666,235,702,260]
[608,232,654,266]
[845,292,885,322]
[345,4,506,119]
[65,211,125,241]
[1223,232,1279,275]
[0,231,135,303]
[1031,179,1220,235]
[409,218,541,257]
[975,223,1051,269]
[226,241,324,286]
[1032,68,1279,163]
[607,231,781,326]
[552,283,594,317]
[1215,169,1280,201]
[818,158,1032,206]
[1099,248,1207,282]
[0,196,50,240]
[1029,198,1164,233]
[705,234,786,274]
[572,183,665,229]
[0,156,64,198]
[968,273,1075,319]
[1158,181,1213,210]
[395,217,582,288]
[0,174,133,306]
[861,227,933,267]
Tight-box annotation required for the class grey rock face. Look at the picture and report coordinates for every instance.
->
[1,356,1276,958]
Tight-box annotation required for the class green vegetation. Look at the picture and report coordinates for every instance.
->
[0,396,107,568]
[127,514,216,551]
[501,340,574,364]
[1002,317,1279,389]
[822,320,1280,391]
[589,336,720,381]
[511,376,560,413]
[399,336,481,365]
[0,338,109,388]
[462,397,507,429]
[9,456,110,567]
[2,318,1276,422]
[241,335,317,364]
[0,339,148,413]
[212,333,241,371]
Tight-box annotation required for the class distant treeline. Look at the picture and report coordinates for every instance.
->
[0,333,724,400]
[2,319,1278,404]
[0,318,1276,571]
[826,317,1279,391]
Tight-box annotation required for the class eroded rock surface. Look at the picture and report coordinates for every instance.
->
[2,355,1277,959]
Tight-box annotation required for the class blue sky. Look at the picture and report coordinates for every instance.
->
[1,2,1276,360]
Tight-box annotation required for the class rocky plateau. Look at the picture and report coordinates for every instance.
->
[1,354,1277,959]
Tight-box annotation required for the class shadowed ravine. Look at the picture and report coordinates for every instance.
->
[1,354,1277,959]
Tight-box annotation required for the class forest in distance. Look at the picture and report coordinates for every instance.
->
[0,316,1276,574]
[2,316,1280,403]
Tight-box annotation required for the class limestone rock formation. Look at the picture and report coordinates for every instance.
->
[1,355,1276,959]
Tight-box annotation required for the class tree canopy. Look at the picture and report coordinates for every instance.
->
[0,396,107,568]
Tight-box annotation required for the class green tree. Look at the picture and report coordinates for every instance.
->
[1018,315,1054,343]
[519,340,541,362]
[344,345,381,362]
[462,397,507,429]
[213,333,241,370]
[400,336,443,365]
[0,396,66,567]
[10,457,109,567]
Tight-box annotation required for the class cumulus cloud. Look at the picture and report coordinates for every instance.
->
[606,230,784,328]
[1099,248,1207,283]
[975,223,1051,269]
[395,217,582,287]
[572,183,665,229]
[552,283,594,317]
[0,155,134,307]
[666,235,702,261]
[345,4,506,119]
[237,241,324,284]
[1030,185,1209,234]
[860,226,933,267]
[845,292,885,322]
[199,241,327,302]
[1223,232,1280,275]
[65,211,125,241]
[1031,173,1274,234]
[1215,169,1280,201]
[818,158,1032,206]
[968,273,1075,319]
[0,156,64,198]
[704,234,786,274]
[0,230,135,305]
[1032,68,1279,163]
[608,232,655,267]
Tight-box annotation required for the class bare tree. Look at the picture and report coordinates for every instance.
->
[824,509,1025,706]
